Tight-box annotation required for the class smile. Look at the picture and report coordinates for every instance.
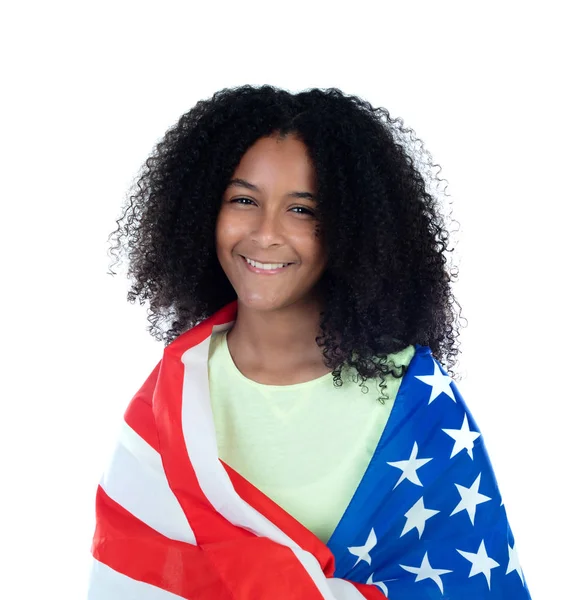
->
[240,255,294,274]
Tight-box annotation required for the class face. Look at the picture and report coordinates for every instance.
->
[215,134,327,312]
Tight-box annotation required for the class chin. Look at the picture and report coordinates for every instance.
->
[237,294,294,312]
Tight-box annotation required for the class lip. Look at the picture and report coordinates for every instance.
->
[239,255,294,275]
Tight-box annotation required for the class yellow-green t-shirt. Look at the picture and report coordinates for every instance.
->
[208,328,415,543]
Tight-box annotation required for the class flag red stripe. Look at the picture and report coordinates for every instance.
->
[91,485,231,599]
[124,361,162,452]
[92,485,327,599]
[222,462,336,577]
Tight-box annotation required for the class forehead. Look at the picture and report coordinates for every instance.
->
[232,135,316,189]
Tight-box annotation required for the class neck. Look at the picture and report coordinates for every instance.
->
[227,295,326,371]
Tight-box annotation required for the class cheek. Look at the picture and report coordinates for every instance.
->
[218,207,248,233]
[215,213,236,248]
[306,233,327,262]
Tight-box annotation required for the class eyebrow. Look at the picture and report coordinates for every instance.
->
[226,178,317,201]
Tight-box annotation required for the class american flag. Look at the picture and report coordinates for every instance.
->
[88,300,531,599]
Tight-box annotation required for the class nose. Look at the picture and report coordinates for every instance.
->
[250,208,285,248]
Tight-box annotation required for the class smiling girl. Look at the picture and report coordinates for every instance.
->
[88,85,531,599]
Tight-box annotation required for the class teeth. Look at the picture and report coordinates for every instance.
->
[244,257,289,270]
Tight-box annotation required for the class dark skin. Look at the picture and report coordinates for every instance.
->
[215,133,332,385]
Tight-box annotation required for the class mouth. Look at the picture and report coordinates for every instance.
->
[239,255,295,275]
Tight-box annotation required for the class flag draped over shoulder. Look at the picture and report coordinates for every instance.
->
[88,301,531,599]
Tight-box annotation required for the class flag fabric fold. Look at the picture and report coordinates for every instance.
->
[88,301,531,599]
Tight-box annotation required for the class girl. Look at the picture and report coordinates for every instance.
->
[88,85,531,599]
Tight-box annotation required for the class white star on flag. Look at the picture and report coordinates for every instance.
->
[442,413,481,459]
[450,473,491,525]
[401,496,440,538]
[387,441,433,489]
[400,552,452,594]
[457,540,500,590]
[366,573,388,597]
[415,360,456,404]
[506,542,525,585]
[347,528,377,567]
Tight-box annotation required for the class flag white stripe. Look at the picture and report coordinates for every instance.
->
[101,421,197,544]
[87,558,187,600]
[180,324,365,600]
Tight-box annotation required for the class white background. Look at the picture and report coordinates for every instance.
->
[1,1,579,598]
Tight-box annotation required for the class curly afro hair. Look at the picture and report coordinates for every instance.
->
[108,84,465,401]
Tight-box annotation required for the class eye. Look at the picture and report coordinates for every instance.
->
[291,206,316,216]
[229,197,255,205]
